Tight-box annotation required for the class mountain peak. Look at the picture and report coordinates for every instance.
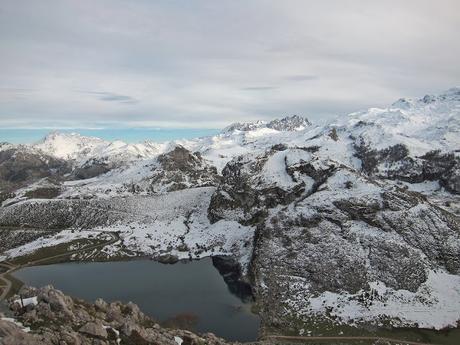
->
[389,87,460,110]
[267,115,311,131]
[438,86,460,100]
[34,131,107,160]
[223,115,311,133]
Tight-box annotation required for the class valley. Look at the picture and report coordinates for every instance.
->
[0,88,459,344]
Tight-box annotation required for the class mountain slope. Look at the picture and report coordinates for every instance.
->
[0,88,459,335]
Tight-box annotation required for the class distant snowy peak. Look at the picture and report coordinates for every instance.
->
[267,115,312,131]
[17,88,460,172]
[223,120,266,133]
[223,115,311,133]
[391,87,460,109]
[348,87,460,125]
[340,87,460,154]
[32,131,169,164]
[34,132,107,160]
[0,142,14,151]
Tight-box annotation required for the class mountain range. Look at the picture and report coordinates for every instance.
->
[0,87,459,335]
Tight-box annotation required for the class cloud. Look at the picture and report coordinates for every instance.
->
[240,86,278,91]
[80,91,138,104]
[0,0,459,129]
[285,75,318,82]
[0,88,34,101]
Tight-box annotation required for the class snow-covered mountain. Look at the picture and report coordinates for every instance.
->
[223,114,311,133]
[340,86,460,155]
[1,88,459,334]
[34,131,169,164]
[7,88,456,188]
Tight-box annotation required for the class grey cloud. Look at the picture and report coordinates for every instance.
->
[81,91,138,104]
[0,0,459,129]
[241,86,278,91]
[0,87,34,101]
[285,75,318,82]
[0,88,34,93]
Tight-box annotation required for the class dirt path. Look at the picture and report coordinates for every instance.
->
[263,334,439,345]
[0,276,12,301]
[0,232,119,301]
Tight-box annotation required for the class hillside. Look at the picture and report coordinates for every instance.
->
[0,88,459,336]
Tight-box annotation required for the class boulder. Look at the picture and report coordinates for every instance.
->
[78,321,108,339]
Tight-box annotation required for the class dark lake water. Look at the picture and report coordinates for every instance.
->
[13,257,260,341]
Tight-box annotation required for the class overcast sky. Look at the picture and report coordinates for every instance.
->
[1,0,459,129]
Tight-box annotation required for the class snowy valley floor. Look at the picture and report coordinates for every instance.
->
[0,187,255,267]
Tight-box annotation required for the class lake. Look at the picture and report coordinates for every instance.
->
[13,257,260,341]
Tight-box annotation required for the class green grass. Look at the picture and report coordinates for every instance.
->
[263,314,460,345]
[4,273,24,299]
[9,238,106,266]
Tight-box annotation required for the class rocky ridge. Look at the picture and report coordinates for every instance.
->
[222,115,311,133]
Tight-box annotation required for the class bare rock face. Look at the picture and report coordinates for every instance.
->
[151,146,220,192]
[354,142,460,194]
[0,320,54,345]
[38,286,75,320]
[0,319,24,339]
[208,146,306,224]
[79,321,108,339]
[208,146,460,331]
[72,158,112,180]
[266,115,311,131]
[0,147,70,193]
[223,115,311,133]
[155,253,180,264]
[4,286,232,345]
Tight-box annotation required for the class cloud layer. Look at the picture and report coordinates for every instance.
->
[0,0,459,128]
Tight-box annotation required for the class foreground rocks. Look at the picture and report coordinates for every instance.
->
[0,286,233,345]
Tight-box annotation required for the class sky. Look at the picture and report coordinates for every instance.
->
[0,0,459,129]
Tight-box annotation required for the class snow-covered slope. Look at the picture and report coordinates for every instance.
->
[223,114,311,133]
[34,131,170,166]
[1,88,459,334]
[340,86,460,155]
[8,88,456,184]
[34,132,107,160]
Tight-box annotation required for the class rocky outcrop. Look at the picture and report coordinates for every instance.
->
[266,115,311,131]
[354,142,460,194]
[0,147,70,192]
[223,115,311,133]
[151,146,220,192]
[155,253,179,264]
[208,146,460,331]
[1,286,232,345]
[212,256,254,302]
[208,146,307,224]
[79,321,108,339]
[71,158,112,180]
